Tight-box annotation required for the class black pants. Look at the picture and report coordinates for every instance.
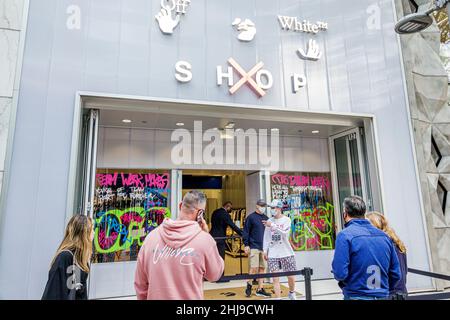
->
[391,293,408,300]
[217,242,226,260]
[216,242,228,282]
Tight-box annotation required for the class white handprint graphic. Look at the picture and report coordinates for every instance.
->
[155,0,181,35]
[297,39,322,61]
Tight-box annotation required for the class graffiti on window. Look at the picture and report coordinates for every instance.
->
[93,171,171,263]
[270,172,335,251]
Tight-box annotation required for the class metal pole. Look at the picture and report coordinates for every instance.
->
[239,237,243,275]
[303,267,313,300]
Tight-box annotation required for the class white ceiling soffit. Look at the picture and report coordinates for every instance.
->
[80,92,371,127]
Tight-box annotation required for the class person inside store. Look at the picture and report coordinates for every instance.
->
[42,215,94,300]
[134,190,224,300]
[243,199,271,298]
[262,200,298,300]
[365,211,408,300]
[332,196,402,300]
[210,200,243,269]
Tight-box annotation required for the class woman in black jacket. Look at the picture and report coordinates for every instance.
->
[42,215,94,300]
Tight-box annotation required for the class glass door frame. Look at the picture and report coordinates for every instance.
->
[71,108,100,219]
[329,127,370,232]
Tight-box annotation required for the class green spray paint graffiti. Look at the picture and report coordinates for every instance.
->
[94,207,171,254]
[288,202,335,251]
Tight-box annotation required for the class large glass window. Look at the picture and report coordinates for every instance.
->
[270,172,335,251]
[93,169,171,263]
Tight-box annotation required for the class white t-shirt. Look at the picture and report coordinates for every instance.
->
[263,215,295,259]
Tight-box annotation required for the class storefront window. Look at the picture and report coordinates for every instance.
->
[93,170,171,263]
[270,172,335,251]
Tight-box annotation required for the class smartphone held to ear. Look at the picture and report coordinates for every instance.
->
[197,209,204,224]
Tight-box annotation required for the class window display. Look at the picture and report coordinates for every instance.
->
[93,170,171,263]
[270,172,335,251]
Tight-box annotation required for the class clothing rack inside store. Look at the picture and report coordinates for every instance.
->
[286,186,326,209]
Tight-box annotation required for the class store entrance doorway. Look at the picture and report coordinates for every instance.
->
[181,169,265,276]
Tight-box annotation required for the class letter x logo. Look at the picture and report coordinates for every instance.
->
[228,58,266,97]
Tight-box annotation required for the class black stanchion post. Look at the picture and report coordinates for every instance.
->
[303,267,313,300]
[239,236,243,275]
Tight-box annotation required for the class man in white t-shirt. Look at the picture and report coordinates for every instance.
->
[262,199,297,300]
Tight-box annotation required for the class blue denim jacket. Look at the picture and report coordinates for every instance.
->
[332,219,402,298]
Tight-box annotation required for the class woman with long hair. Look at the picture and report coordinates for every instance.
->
[365,211,408,300]
[42,215,94,300]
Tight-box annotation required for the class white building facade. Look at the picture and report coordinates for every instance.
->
[0,0,447,299]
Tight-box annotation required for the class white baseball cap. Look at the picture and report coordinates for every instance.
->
[269,199,283,208]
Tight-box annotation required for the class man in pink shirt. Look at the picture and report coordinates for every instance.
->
[134,190,224,300]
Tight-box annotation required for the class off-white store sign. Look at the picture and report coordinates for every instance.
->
[167,8,328,97]
[175,59,307,98]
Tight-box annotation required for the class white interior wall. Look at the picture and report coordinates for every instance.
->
[97,127,331,172]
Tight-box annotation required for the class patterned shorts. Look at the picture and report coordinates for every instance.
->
[267,255,297,273]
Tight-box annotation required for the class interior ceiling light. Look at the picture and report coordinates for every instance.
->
[176,122,185,126]
[122,119,132,123]
[219,129,234,140]
[225,122,235,129]
[312,130,320,134]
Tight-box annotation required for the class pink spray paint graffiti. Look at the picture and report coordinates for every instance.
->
[96,172,170,189]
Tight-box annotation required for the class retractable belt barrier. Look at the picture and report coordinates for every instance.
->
[408,268,450,281]
[213,235,314,300]
[213,236,243,240]
[406,268,450,300]
[218,268,314,300]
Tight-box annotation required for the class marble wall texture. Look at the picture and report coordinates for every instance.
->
[0,0,25,207]
[395,0,450,289]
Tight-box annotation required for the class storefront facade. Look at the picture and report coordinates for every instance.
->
[0,0,436,299]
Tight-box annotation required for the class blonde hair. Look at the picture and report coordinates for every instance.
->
[51,215,93,273]
[365,211,407,253]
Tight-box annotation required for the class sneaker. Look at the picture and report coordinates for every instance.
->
[288,291,296,300]
[245,282,252,297]
[255,288,272,298]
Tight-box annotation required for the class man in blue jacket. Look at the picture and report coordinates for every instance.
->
[332,196,401,300]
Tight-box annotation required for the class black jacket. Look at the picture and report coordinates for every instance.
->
[42,251,89,300]
[391,246,408,295]
[210,208,243,243]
